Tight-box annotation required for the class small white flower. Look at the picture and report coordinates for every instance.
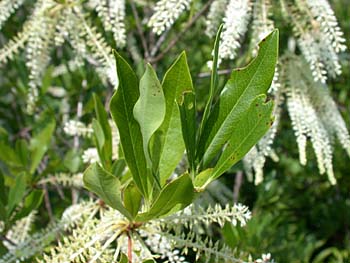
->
[219,0,252,60]
[262,253,271,261]
[205,0,228,37]
[63,120,93,137]
[148,0,192,35]
[109,119,120,160]
[82,148,99,164]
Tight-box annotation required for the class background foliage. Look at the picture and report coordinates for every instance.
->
[0,0,349,262]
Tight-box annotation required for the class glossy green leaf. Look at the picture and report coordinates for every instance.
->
[123,182,142,218]
[211,95,274,180]
[178,91,197,173]
[83,163,132,220]
[197,29,279,167]
[193,168,214,190]
[110,51,149,199]
[111,159,126,178]
[30,119,56,174]
[7,172,27,215]
[154,52,193,185]
[133,63,166,168]
[136,173,195,222]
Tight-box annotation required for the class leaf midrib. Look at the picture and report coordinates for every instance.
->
[212,103,272,178]
[93,167,115,207]
[150,176,189,217]
[204,36,275,162]
[120,79,147,195]
[158,67,183,165]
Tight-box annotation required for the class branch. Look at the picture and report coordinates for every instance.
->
[198,69,232,78]
[0,235,17,247]
[129,0,149,58]
[43,183,54,222]
[233,171,243,203]
[149,28,169,57]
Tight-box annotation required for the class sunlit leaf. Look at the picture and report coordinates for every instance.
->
[153,52,193,185]
[110,51,149,199]
[83,163,132,220]
[197,30,279,168]
[136,173,195,222]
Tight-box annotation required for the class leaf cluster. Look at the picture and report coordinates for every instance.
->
[83,29,279,225]
[0,118,55,252]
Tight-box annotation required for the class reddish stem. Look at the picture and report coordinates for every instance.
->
[127,232,132,263]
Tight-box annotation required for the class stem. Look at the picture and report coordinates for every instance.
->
[148,0,215,63]
[149,29,169,57]
[197,69,232,78]
[43,183,54,222]
[127,232,133,263]
[129,0,149,58]
[72,95,83,205]
[89,231,120,263]
[0,235,17,246]
[233,171,243,203]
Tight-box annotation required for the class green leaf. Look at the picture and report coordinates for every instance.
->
[211,95,274,180]
[199,24,223,136]
[0,243,7,257]
[133,64,166,167]
[7,172,27,216]
[193,168,214,190]
[83,163,132,220]
[30,119,56,174]
[14,189,44,220]
[15,139,29,168]
[154,52,193,185]
[0,127,8,140]
[93,94,112,169]
[197,29,279,167]
[0,172,6,221]
[0,171,7,205]
[0,141,21,167]
[110,51,149,199]
[63,149,81,173]
[178,91,197,173]
[92,119,106,164]
[123,182,142,218]
[0,200,6,222]
[118,253,129,263]
[136,173,195,222]
[111,159,126,178]
[92,119,105,152]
